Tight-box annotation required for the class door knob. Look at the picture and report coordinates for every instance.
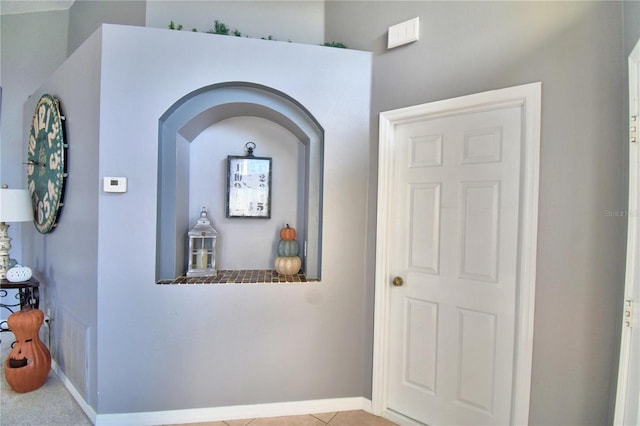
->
[392,276,404,287]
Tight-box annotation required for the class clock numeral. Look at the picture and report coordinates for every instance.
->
[38,105,46,131]
[45,108,51,132]
[28,134,36,156]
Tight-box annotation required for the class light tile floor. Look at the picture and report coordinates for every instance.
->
[171,410,398,426]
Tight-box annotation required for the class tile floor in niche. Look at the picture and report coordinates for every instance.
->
[170,410,398,426]
[157,270,317,285]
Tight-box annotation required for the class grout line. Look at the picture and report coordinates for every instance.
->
[310,413,329,424]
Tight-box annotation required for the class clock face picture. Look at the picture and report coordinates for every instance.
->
[226,156,272,218]
[27,94,67,234]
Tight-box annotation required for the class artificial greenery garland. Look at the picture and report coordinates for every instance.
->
[168,19,347,48]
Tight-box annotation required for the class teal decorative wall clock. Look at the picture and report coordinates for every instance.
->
[27,94,68,233]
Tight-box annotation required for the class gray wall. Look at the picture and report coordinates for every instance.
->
[0,9,69,271]
[325,1,628,425]
[188,116,304,271]
[23,28,103,408]
[0,1,337,415]
[32,24,371,414]
[1,0,636,423]
[67,0,146,55]
[625,1,640,58]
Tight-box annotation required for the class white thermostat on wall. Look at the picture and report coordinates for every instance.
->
[103,177,127,193]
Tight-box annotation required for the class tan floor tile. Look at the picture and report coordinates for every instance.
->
[328,410,398,426]
[249,414,326,425]
[224,420,255,426]
[311,412,338,423]
[168,419,251,426]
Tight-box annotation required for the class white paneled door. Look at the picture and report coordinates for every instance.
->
[614,37,640,426]
[373,83,541,425]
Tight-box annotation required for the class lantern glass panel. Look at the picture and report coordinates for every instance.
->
[191,237,213,269]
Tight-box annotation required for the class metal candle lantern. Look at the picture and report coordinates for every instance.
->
[187,207,217,277]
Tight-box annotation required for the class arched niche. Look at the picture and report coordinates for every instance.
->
[156,82,323,281]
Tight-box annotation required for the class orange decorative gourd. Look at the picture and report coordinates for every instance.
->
[279,224,296,241]
[4,308,51,393]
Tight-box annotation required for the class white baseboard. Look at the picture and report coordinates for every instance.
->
[52,359,371,426]
[96,397,372,426]
[51,358,98,424]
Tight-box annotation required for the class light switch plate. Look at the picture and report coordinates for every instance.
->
[388,17,420,49]
[103,177,127,193]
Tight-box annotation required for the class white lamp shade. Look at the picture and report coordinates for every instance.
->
[0,188,33,222]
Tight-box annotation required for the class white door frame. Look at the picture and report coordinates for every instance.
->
[613,38,640,425]
[372,83,542,424]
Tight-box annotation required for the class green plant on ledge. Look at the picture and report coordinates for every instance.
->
[206,20,229,35]
[167,19,346,48]
[323,42,347,48]
[168,21,183,31]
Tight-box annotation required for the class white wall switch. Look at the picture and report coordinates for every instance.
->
[388,17,420,49]
[103,177,127,193]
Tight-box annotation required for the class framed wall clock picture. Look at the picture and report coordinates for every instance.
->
[226,145,272,218]
[27,94,68,234]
